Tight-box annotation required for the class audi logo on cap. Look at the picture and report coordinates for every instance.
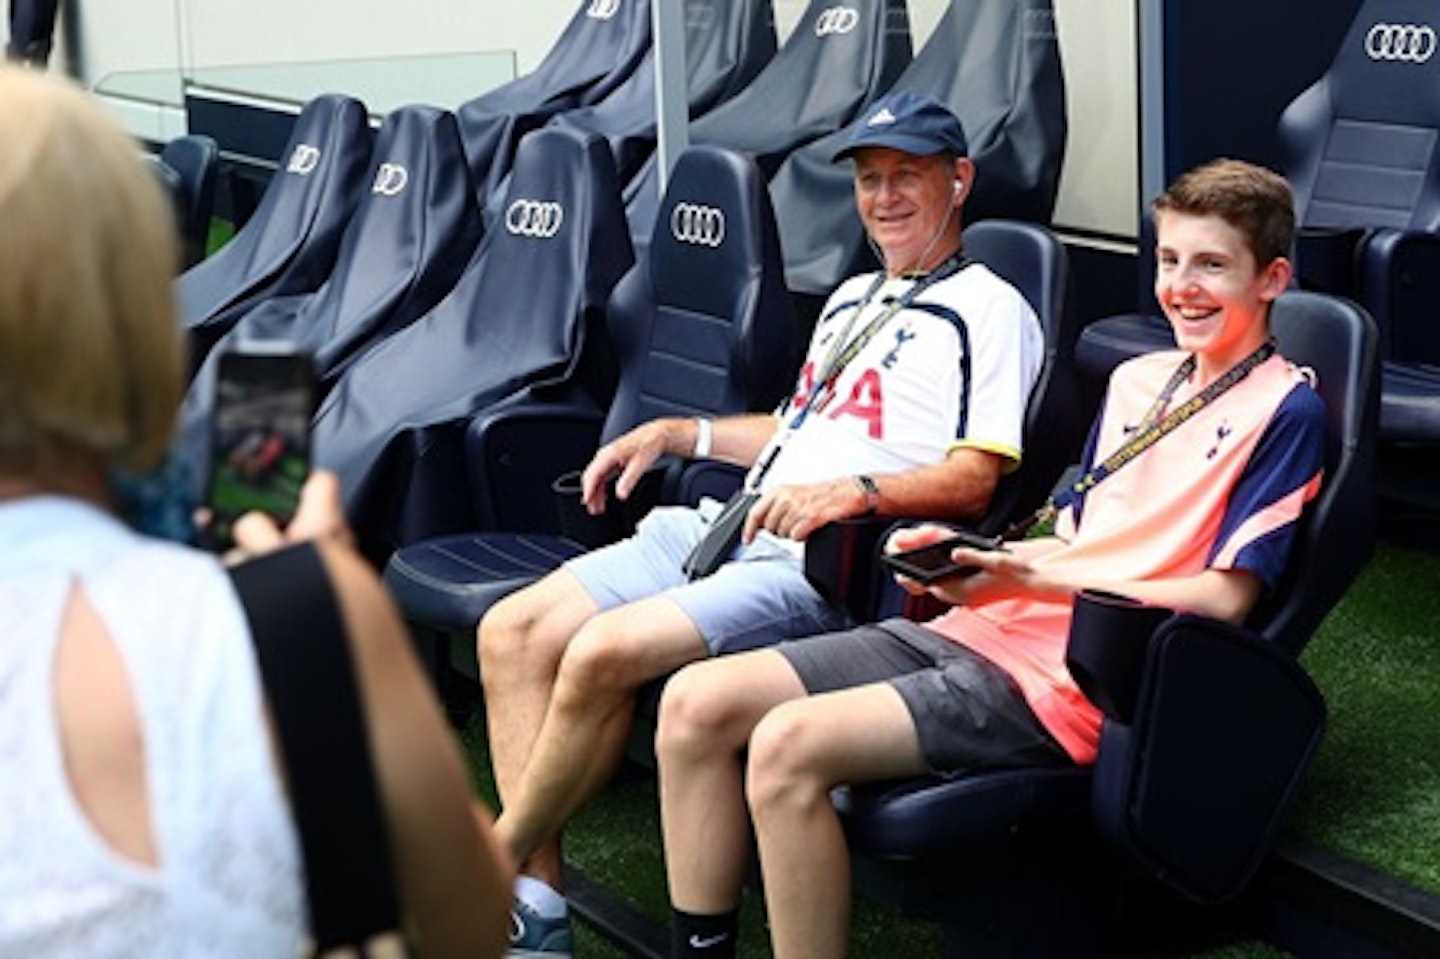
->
[371,163,409,196]
[814,6,859,36]
[286,144,321,175]
[505,199,565,238]
[670,203,725,248]
[1365,23,1436,62]
[587,0,620,20]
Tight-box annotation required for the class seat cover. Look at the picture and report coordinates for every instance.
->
[770,0,1069,295]
[549,0,778,185]
[624,0,912,249]
[178,94,373,369]
[457,0,653,207]
[312,128,634,552]
[176,106,484,498]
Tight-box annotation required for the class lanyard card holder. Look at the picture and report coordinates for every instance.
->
[682,488,760,580]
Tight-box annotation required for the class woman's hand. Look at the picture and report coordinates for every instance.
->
[227,470,355,561]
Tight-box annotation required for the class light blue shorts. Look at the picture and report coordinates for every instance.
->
[565,501,853,656]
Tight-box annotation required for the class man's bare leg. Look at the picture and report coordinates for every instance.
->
[477,569,597,889]
[496,593,710,867]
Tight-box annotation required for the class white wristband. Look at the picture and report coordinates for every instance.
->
[693,417,713,458]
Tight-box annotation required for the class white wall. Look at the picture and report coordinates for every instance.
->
[62,0,1136,243]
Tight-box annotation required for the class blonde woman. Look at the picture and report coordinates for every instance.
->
[0,66,510,957]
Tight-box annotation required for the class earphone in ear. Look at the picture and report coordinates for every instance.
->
[953,179,965,198]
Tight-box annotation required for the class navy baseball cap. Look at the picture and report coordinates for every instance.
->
[832,91,969,163]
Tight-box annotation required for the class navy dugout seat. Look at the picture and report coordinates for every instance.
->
[177,105,484,498]
[178,94,373,375]
[311,127,634,559]
[457,0,653,210]
[771,0,1068,296]
[545,0,777,186]
[154,133,220,270]
[381,144,803,665]
[623,0,912,253]
[831,291,1378,952]
[1076,0,1440,509]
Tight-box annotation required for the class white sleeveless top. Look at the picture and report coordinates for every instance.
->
[0,497,307,957]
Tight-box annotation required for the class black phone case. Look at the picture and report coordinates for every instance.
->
[882,529,1001,584]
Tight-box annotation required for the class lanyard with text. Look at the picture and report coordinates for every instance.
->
[748,254,969,490]
[1003,339,1277,540]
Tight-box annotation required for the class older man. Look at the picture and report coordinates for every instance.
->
[481,91,1044,957]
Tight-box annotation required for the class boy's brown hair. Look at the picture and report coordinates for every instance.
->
[1153,158,1296,270]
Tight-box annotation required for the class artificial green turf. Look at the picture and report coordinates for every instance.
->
[1291,533,1440,894]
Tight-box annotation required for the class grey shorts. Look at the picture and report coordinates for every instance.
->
[777,618,1072,774]
[565,501,853,656]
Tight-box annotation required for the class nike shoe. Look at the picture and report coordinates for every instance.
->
[507,900,574,958]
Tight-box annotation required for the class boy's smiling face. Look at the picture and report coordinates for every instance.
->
[1153,210,1291,377]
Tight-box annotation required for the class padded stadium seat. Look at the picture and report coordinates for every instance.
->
[154,134,220,270]
[382,144,802,646]
[546,0,778,185]
[770,0,1069,296]
[457,0,653,209]
[831,291,1379,948]
[178,94,373,374]
[175,105,485,498]
[623,0,913,252]
[1078,0,1440,486]
[311,127,634,558]
[804,219,1082,621]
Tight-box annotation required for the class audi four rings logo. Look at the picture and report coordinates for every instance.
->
[587,0,620,20]
[1365,23,1436,62]
[286,144,321,175]
[670,204,725,247]
[505,200,565,238]
[814,6,859,36]
[372,163,409,196]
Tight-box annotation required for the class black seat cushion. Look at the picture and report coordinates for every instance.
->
[383,532,590,631]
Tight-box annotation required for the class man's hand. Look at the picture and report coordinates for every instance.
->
[743,477,867,543]
[579,419,679,515]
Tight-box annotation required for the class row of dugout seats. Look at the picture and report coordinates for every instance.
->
[155,0,1396,948]
[169,0,1071,558]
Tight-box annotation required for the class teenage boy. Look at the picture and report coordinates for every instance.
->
[655,157,1327,958]
[481,92,1045,956]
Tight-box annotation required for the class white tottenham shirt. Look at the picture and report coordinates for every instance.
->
[0,497,307,957]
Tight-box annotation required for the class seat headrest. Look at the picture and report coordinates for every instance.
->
[649,146,767,316]
[1321,0,1440,123]
[476,127,634,344]
[1282,0,1440,231]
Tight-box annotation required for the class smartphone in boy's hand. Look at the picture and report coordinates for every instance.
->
[882,528,1002,584]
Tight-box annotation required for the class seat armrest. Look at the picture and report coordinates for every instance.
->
[1293,225,1370,296]
[1356,227,1440,362]
[662,458,748,508]
[1091,614,1326,904]
[463,388,605,532]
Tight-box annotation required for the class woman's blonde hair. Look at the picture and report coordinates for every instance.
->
[0,66,182,482]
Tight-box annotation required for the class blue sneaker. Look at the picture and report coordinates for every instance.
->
[507,900,574,958]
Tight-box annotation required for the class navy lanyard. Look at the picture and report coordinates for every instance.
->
[1004,339,1277,540]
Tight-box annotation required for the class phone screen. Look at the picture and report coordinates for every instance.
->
[204,345,315,549]
[881,529,1001,584]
